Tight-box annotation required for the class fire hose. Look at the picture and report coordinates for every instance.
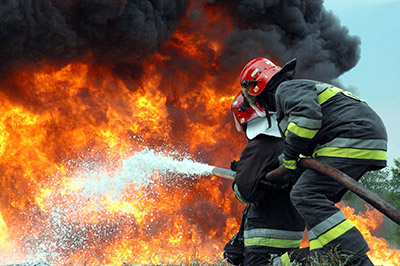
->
[211,158,400,226]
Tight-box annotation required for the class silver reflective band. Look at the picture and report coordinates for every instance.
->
[308,211,346,240]
[289,115,321,130]
[244,228,305,240]
[315,138,387,151]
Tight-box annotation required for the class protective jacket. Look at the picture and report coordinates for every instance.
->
[233,135,305,257]
[273,79,386,266]
[275,79,387,168]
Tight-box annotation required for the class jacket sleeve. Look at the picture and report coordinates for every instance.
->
[275,80,322,155]
[233,135,284,203]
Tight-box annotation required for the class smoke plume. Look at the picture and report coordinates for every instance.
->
[217,0,361,81]
[0,0,360,81]
[0,0,188,73]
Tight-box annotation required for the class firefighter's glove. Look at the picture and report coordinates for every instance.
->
[230,160,239,171]
[283,145,301,184]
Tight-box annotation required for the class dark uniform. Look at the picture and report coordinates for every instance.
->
[225,134,305,266]
[275,79,388,266]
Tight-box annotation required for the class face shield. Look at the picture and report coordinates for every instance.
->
[241,81,266,118]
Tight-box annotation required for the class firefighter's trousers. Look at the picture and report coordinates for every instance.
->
[224,203,305,266]
[290,157,374,266]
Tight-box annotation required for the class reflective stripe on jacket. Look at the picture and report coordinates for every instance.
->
[275,79,387,168]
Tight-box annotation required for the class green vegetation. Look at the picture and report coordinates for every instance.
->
[119,246,375,266]
[121,251,365,266]
[343,157,400,248]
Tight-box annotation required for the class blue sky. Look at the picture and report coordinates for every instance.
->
[324,0,400,167]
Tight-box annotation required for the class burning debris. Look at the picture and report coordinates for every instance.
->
[0,0,398,265]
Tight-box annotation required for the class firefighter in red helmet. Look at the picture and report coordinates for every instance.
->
[223,91,306,266]
[239,57,388,266]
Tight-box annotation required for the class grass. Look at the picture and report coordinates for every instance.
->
[73,246,380,266]
[119,247,368,266]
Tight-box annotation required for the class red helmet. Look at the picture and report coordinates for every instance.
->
[239,57,296,113]
[231,91,264,133]
[239,57,282,98]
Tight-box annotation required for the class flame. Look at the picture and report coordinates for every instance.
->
[0,2,242,265]
[0,58,241,265]
[0,2,398,266]
[339,204,400,266]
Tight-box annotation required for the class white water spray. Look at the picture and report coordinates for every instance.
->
[4,148,216,264]
[79,147,215,197]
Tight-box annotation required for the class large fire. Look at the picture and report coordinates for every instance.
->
[340,204,400,266]
[0,1,399,266]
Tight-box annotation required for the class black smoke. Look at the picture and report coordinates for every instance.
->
[0,0,188,74]
[217,0,361,82]
[0,0,360,82]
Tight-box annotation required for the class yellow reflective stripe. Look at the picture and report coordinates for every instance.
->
[317,87,341,104]
[244,237,302,249]
[312,147,387,161]
[281,252,291,266]
[235,195,247,204]
[318,87,364,105]
[233,184,248,204]
[284,159,297,170]
[341,90,363,101]
[309,219,354,250]
[285,122,318,139]
[309,239,323,250]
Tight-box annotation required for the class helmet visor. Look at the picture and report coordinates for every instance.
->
[241,82,266,118]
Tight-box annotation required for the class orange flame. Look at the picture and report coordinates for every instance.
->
[0,2,398,266]
[340,204,400,266]
[0,59,243,265]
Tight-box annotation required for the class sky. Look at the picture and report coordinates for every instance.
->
[324,0,400,167]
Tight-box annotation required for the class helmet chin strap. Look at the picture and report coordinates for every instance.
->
[266,112,272,129]
[255,93,275,129]
[258,92,276,112]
